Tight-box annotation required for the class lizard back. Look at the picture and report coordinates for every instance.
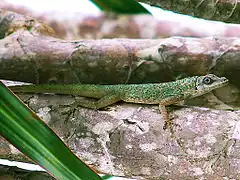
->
[111,76,198,104]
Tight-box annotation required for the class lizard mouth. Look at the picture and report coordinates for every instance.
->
[215,77,229,88]
[206,77,229,92]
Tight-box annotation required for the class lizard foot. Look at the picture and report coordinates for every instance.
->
[163,118,187,153]
[163,114,178,130]
[163,119,172,130]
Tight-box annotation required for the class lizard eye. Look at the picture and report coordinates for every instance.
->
[203,77,214,85]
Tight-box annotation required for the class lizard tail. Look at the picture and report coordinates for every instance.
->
[9,84,108,98]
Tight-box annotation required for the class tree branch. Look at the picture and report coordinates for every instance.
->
[139,0,240,24]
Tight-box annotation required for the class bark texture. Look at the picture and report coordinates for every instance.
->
[1,30,240,91]
[0,87,239,179]
[0,164,54,180]
[139,0,240,24]
[3,4,240,40]
[0,7,240,180]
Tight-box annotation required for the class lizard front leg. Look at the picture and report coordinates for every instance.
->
[75,94,121,109]
[159,95,186,151]
[158,95,184,130]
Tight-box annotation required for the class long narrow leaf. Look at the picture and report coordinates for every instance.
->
[90,0,151,14]
[0,81,102,180]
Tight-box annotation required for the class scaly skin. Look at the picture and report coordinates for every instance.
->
[9,74,228,124]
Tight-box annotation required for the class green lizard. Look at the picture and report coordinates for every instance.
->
[9,74,228,125]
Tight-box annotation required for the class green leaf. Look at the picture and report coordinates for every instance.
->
[90,0,151,14]
[0,81,102,180]
[102,174,114,179]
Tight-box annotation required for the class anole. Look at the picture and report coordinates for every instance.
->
[9,74,228,126]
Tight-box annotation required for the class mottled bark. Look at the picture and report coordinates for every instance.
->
[3,4,240,39]
[0,9,55,39]
[0,7,240,180]
[1,30,240,90]
[0,3,238,90]
[0,84,239,179]
[139,0,240,24]
[0,164,54,180]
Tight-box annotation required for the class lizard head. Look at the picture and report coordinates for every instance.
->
[193,74,229,97]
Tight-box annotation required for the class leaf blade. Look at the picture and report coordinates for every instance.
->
[0,81,102,180]
[90,0,151,14]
